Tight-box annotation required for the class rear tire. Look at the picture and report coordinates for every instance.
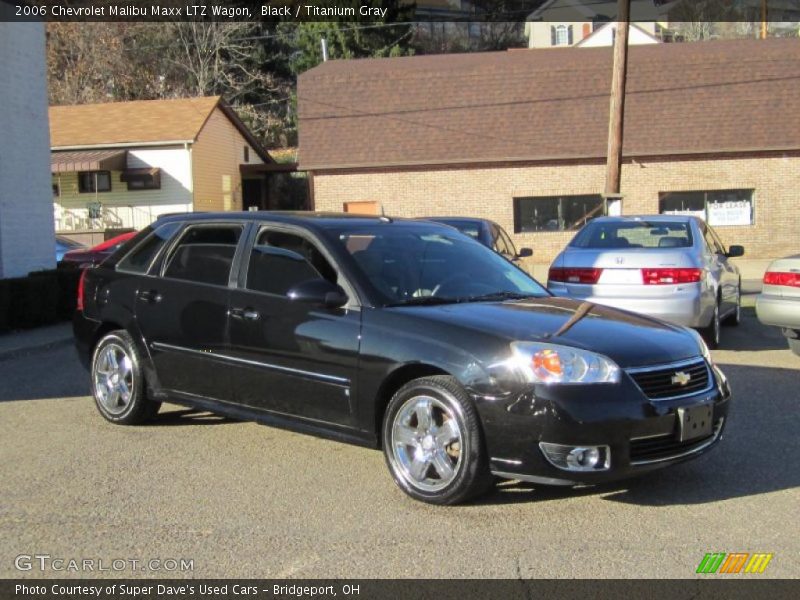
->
[382,375,493,505]
[724,283,742,327]
[91,330,159,425]
[701,301,721,349]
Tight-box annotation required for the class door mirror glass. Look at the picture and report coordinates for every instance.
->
[287,279,348,308]
[726,245,745,258]
[517,247,533,258]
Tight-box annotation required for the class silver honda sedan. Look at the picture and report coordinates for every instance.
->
[547,216,744,348]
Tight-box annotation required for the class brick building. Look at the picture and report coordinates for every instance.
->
[297,38,800,265]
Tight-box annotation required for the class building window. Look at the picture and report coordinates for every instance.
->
[659,190,754,226]
[243,146,250,162]
[52,184,60,198]
[514,195,605,233]
[552,24,572,46]
[120,168,161,191]
[78,171,111,193]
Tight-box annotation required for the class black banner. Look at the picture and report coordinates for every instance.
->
[0,0,789,23]
[2,580,800,600]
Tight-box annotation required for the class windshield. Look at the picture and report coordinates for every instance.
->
[570,220,693,249]
[329,224,548,306]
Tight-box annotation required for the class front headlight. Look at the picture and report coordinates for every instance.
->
[510,342,620,385]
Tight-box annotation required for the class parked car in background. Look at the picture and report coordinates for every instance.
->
[55,235,85,262]
[548,216,744,348]
[420,217,532,262]
[60,231,137,268]
[74,212,729,505]
[756,255,800,356]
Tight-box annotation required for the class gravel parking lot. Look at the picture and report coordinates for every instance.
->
[1,308,797,579]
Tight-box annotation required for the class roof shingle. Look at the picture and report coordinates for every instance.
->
[49,96,221,147]
[297,38,800,170]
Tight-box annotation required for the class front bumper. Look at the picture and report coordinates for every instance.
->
[476,361,731,486]
[548,282,709,328]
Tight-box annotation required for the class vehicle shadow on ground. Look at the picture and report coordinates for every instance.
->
[146,407,238,427]
[718,310,787,352]
[480,362,799,506]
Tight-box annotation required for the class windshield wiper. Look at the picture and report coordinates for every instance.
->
[457,291,541,303]
[385,296,459,307]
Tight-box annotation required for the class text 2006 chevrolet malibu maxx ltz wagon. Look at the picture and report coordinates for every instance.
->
[74,213,730,504]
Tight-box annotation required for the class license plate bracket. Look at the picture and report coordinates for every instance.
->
[676,404,713,442]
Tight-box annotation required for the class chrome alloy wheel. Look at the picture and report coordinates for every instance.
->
[390,395,463,492]
[93,343,135,415]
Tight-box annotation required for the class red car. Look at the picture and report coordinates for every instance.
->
[60,231,137,268]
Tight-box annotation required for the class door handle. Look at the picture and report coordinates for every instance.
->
[230,307,260,321]
[138,290,162,304]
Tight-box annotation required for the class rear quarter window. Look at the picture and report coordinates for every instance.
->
[116,222,182,274]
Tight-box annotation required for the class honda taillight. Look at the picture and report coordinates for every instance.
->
[764,271,800,287]
[548,267,603,284]
[642,268,703,285]
[76,269,88,312]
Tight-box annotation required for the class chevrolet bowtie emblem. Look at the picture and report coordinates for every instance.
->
[671,371,692,386]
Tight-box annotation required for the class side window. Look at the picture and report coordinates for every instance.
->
[491,225,511,256]
[702,227,724,255]
[246,230,337,296]
[117,222,181,274]
[709,227,728,255]
[499,228,517,257]
[163,225,242,286]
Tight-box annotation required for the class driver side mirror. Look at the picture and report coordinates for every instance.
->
[726,245,744,258]
[287,279,348,308]
[516,247,533,259]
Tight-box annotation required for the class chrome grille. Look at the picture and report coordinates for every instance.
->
[627,358,712,400]
[630,418,724,465]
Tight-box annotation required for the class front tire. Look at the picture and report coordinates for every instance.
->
[91,330,159,424]
[382,375,492,505]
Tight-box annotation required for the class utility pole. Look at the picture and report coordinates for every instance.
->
[321,37,329,62]
[604,0,630,200]
[760,0,768,39]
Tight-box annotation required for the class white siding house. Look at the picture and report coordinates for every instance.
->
[49,96,274,244]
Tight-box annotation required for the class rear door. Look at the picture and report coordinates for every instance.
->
[226,225,361,426]
[135,222,245,401]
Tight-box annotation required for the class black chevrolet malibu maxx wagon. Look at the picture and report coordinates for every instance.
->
[74,212,730,504]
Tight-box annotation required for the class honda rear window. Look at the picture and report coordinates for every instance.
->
[570,221,693,249]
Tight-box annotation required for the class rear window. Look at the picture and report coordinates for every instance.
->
[570,221,693,249]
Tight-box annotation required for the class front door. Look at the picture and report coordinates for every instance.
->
[135,222,244,400]
[227,226,361,426]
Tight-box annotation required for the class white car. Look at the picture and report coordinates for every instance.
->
[756,255,800,356]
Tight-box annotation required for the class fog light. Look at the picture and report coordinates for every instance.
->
[539,442,610,472]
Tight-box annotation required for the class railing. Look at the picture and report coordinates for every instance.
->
[54,204,190,233]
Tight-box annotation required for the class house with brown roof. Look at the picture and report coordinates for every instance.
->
[50,96,276,242]
[297,37,800,263]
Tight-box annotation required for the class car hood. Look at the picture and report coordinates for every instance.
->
[391,297,701,368]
